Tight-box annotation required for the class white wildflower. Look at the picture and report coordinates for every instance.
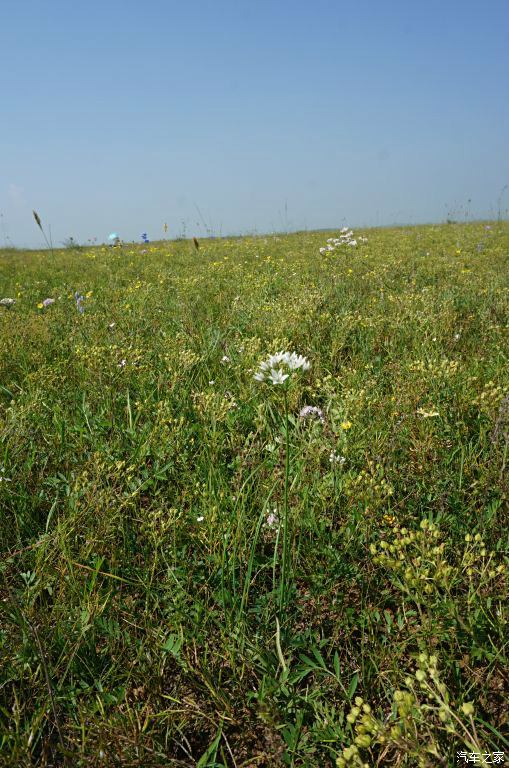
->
[254,351,310,385]
[266,351,289,368]
[268,368,289,385]
[286,352,311,371]
[329,451,346,465]
[0,466,12,482]
[319,226,359,254]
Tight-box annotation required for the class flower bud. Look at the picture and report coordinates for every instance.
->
[355,734,372,749]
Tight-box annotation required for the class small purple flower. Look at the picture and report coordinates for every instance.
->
[299,405,325,423]
[42,298,55,308]
[265,508,279,528]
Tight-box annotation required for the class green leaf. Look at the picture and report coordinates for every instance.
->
[348,672,359,700]
[196,725,223,767]
[162,633,182,658]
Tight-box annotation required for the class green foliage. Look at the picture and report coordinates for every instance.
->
[0,223,508,766]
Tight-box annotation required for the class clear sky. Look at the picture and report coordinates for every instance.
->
[1,0,508,247]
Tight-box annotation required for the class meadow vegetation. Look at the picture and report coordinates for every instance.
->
[0,222,508,766]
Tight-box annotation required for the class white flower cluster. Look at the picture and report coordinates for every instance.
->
[329,450,346,465]
[254,351,311,385]
[319,227,368,254]
[0,466,12,482]
[0,298,15,309]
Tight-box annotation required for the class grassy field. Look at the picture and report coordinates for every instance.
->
[0,222,508,767]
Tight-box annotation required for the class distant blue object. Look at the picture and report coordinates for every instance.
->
[141,232,149,243]
[108,232,120,245]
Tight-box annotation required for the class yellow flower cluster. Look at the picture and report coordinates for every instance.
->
[370,520,452,597]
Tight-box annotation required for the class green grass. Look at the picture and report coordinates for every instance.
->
[0,222,508,767]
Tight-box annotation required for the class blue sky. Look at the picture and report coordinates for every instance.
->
[1,0,508,247]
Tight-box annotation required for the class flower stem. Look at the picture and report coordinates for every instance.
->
[279,388,290,615]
